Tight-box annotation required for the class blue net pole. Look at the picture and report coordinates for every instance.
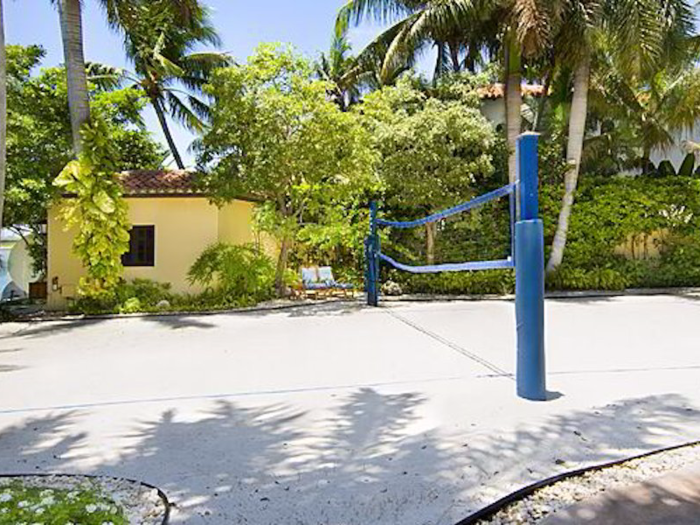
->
[515,133,546,401]
[367,201,379,307]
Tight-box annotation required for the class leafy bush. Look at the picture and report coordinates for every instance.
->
[542,175,700,290]
[188,243,276,306]
[70,278,173,315]
[115,278,172,307]
[388,268,515,295]
[373,174,700,295]
[53,119,131,301]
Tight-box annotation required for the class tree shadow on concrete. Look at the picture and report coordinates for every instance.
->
[140,314,218,330]
[0,392,698,524]
[1,318,109,340]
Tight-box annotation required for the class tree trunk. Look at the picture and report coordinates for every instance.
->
[533,73,551,132]
[449,41,460,72]
[504,32,522,186]
[426,222,436,264]
[546,55,591,273]
[0,0,6,238]
[58,0,90,155]
[275,236,292,297]
[434,41,447,82]
[152,97,185,169]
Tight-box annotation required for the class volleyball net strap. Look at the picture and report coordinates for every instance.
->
[376,183,516,229]
[378,253,513,274]
[374,182,516,274]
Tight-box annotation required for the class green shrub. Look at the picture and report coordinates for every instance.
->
[115,278,172,307]
[542,175,700,290]
[70,278,172,314]
[389,268,515,295]
[188,243,276,306]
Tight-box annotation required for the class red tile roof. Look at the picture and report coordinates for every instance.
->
[478,83,546,99]
[119,170,201,196]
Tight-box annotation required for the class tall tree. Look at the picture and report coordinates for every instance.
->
[316,34,366,111]
[0,0,6,237]
[52,0,205,155]
[56,0,90,154]
[118,0,229,168]
[546,0,694,272]
[335,0,559,184]
[197,44,377,296]
[5,45,166,275]
[360,77,497,263]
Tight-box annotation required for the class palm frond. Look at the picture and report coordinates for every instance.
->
[165,91,205,132]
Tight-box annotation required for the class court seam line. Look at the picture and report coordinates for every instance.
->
[382,309,513,379]
[0,374,500,416]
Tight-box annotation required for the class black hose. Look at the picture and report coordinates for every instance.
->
[0,472,171,524]
[455,438,700,525]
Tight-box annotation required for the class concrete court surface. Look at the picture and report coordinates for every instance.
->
[0,294,699,524]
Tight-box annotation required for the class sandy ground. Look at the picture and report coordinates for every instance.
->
[0,295,699,524]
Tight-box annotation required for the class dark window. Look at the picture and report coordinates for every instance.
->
[122,226,155,267]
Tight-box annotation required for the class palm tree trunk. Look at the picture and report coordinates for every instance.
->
[434,41,447,82]
[0,0,7,237]
[546,55,591,273]
[152,97,186,169]
[533,73,551,132]
[58,0,90,155]
[426,222,436,264]
[504,32,522,186]
[449,41,460,72]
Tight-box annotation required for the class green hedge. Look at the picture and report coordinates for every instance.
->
[386,175,700,294]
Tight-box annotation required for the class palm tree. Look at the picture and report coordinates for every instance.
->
[118,2,230,168]
[0,0,6,236]
[335,0,560,184]
[545,0,694,272]
[316,34,366,111]
[56,0,90,155]
[52,0,205,155]
[316,31,411,110]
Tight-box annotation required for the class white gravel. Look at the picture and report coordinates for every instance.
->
[0,475,167,524]
[479,442,700,524]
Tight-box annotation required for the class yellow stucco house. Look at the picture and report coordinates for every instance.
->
[47,170,260,309]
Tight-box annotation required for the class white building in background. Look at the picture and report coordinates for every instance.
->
[648,122,700,171]
[0,228,37,301]
[477,83,699,172]
[477,83,546,129]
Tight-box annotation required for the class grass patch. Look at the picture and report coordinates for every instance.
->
[0,481,127,524]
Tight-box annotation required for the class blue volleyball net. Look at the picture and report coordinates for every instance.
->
[366,134,547,402]
[367,183,517,280]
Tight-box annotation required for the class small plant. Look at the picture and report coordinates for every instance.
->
[188,243,276,305]
[0,481,127,524]
[115,279,172,308]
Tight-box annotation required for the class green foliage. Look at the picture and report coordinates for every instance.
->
[197,44,379,292]
[54,120,131,300]
[71,278,173,314]
[360,77,497,213]
[390,269,515,296]
[188,243,276,305]
[542,175,700,290]
[381,173,700,296]
[0,481,127,524]
[4,45,165,275]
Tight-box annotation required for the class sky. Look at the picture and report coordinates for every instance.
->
[4,0,392,167]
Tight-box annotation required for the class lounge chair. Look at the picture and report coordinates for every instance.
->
[297,267,331,299]
[318,266,355,298]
